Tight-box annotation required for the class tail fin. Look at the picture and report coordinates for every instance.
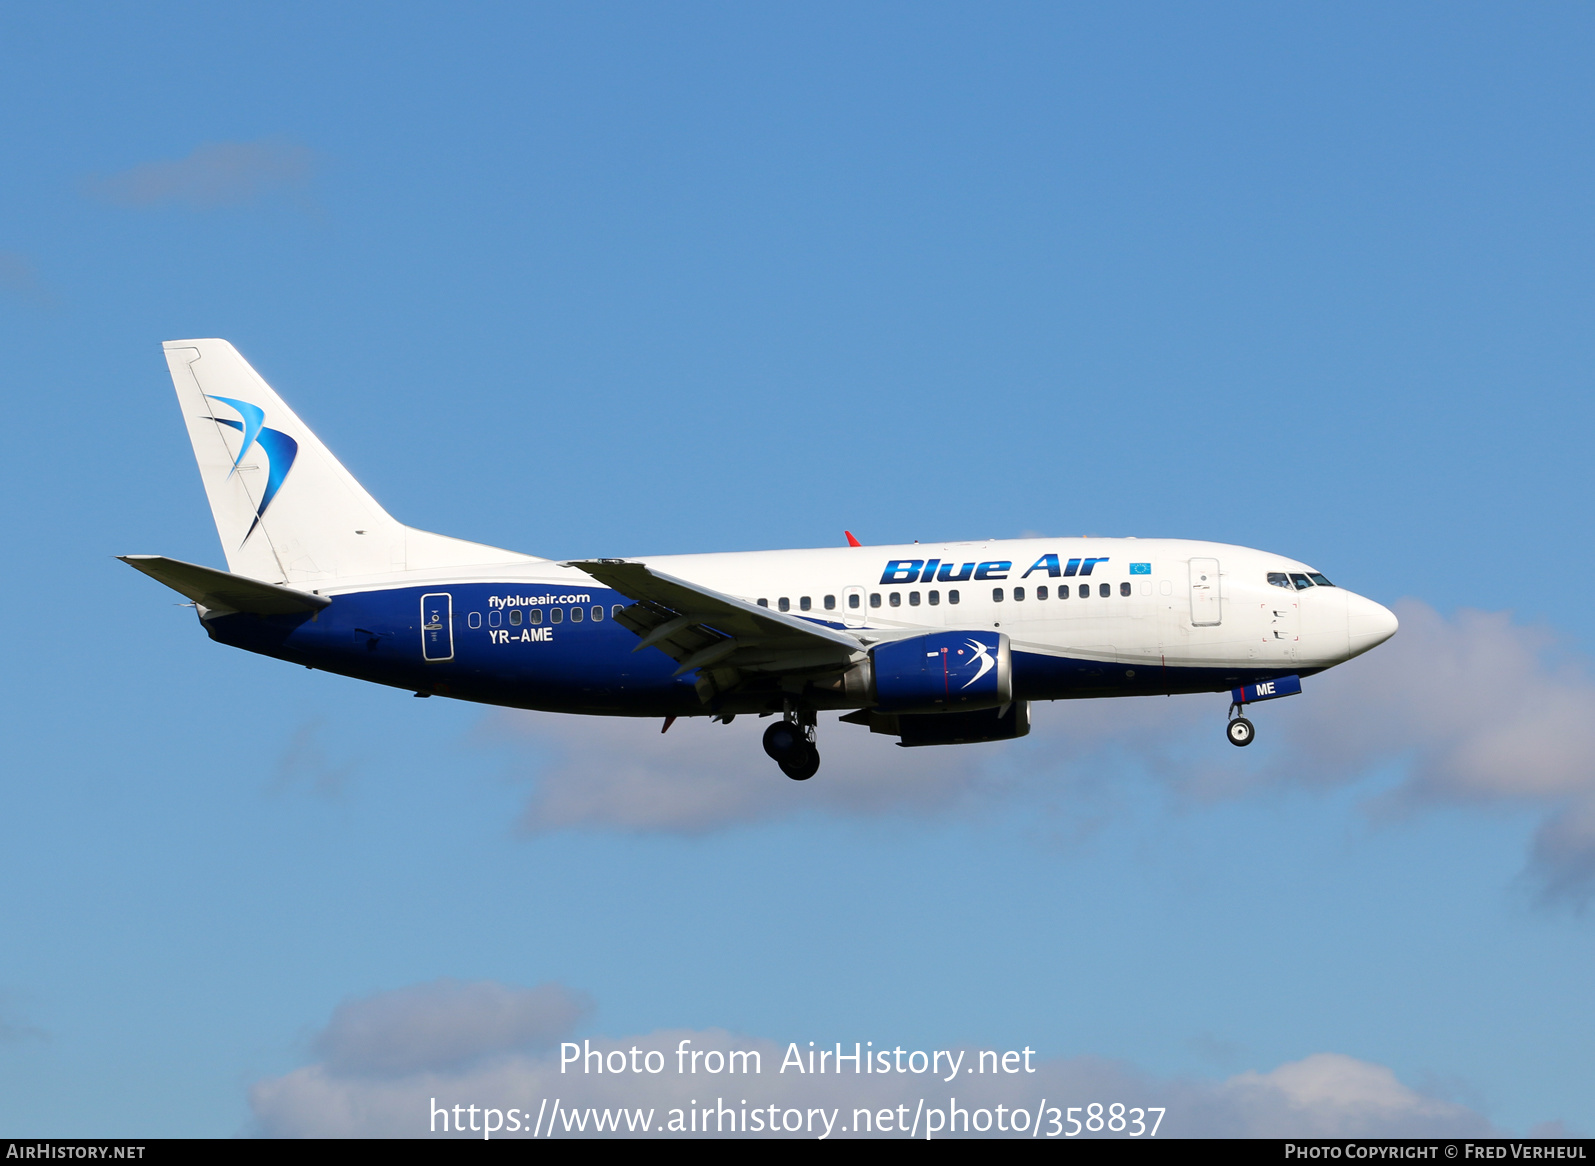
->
[164,339,532,584]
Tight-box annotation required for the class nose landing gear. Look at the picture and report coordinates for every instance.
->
[1224,675,1302,746]
[1226,696,1256,747]
[1225,714,1255,747]
[763,709,820,780]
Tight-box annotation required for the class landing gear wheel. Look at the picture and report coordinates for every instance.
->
[779,744,820,781]
[1226,716,1255,747]
[765,706,820,780]
[763,721,804,761]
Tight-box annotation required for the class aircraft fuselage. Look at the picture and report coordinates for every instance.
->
[203,537,1395,717]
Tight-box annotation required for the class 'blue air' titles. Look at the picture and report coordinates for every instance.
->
[879,555,1111,586]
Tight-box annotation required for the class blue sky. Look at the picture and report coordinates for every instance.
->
[3,3,1594,1138]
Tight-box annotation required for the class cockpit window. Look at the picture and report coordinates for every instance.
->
[1272,569,1335,589]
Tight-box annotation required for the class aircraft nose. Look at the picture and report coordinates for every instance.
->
[1347,595,1398,658]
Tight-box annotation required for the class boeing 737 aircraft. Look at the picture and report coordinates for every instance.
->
[124,340,1399,780]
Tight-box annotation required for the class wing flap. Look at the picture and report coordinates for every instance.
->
[568,559,863,679]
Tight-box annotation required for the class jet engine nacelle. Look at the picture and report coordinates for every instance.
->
[869,630,1012,713]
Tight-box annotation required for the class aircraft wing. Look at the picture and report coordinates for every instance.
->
[120,554,331,615]
[564,559,865,680]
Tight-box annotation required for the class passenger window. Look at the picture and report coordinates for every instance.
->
[591,605,603,621]
[1013,587,1025,601]
[800,596,812,611]
[509,609,523,626]
[1308,573,1335,587]
[570,606,584,622]
[992,588,1004,602]
[824,595,836,610]
[468,612,481,629]
[757,598,769,608]
[949,590,960,604]
[550,607,563,624]
[1099,583,1110,598]
[779,597,791,612]
[530,608,543,625]
[1290,573,1312,590]
[889,592,902,608]
[928,590,940,606]
[1059,585,1069,599]
[1267,572,1292,589]
[489,610,502,627]
[611,605,623,619]
[848,593,860,609]
[1078,584,1088,599]
[870,593,881,608]
[1120,581,1131,597]
[1036,586,1048,600]
[909,591,920,606]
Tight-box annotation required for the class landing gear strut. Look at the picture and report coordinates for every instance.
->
[763,708,820,780]
[1226,705,1255,747]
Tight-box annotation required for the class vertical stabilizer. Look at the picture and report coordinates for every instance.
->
[164,339,531,584]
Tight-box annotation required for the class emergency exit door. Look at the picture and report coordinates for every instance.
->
[843,586,866,628]
[421,593,454,661]
[1189,559,1221,627]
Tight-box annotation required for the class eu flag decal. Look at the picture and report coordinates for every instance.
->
[1129,562,1151,574]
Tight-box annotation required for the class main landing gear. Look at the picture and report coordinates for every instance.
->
[1226,705,1255,747]
[763,710,820,780]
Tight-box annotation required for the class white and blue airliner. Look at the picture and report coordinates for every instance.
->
[125,340,1399,780]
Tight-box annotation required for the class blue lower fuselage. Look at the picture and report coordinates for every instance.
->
[205,583,1310,716]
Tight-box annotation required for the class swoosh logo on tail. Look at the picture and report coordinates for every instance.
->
[203,395,299,545]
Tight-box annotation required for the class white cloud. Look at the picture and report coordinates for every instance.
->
[484,709,1003,835]
[312,979,592,1078]
[486,599,1595,900]
[84,138,316,210]
[1216,1054,1486,1138]
[1527,797,1595,905]
[1258,601,1595,902]
[1266,602,1595,802]
[250,980,1496,1139]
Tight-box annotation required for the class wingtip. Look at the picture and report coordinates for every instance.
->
[845,530,861,547]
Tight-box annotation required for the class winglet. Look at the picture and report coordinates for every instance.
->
[845,531,861,547]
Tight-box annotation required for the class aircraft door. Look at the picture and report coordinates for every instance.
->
[421,592,454,661]
[1189,559,1221,627]
[843,586,866,629]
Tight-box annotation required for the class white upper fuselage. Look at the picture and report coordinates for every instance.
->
[645,537,1397,672]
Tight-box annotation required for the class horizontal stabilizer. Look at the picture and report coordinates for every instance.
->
[119,554,331,615]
